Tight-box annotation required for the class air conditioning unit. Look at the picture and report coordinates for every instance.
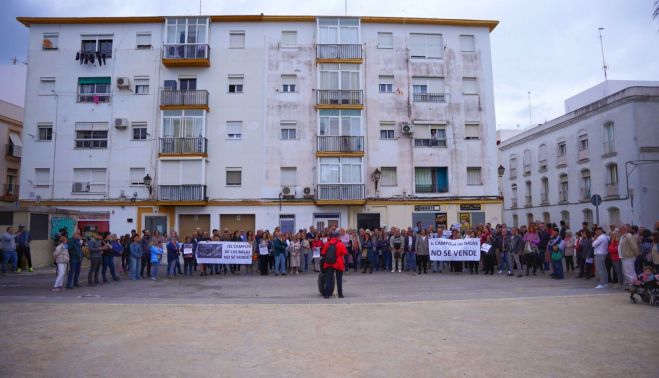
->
[114,118,129,129]
[73,182,90,193]
[281,186,295,199]
[401,122,414,135]
[116,77,130,88]
[303,187,314,199]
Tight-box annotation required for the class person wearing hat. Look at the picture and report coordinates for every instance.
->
[16,224,32,272]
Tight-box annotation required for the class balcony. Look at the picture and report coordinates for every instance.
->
[606,183,619,198]
[415,184,449,194]
[414,139,447,148]
[160,90,209,110]
[2,184,18,201]
[558,191,568,204]
[524,196,533,207]
[316,184,365,203]
[556,154,567,167]
[159,138,207,155]
[602,140,616,155]
[158,185,207,202]
[77,92,111,104]
[580,188,591,202]
[316,89,363,107]
[162,43,210,67]
[523,164,531,176]
[316,44,362,60]
[540,192,549,205]
[413,93,447,103]
[578,149,589,162]
[510,197,518,209]
[509,168,517,180]
[538,161,547,172]
[6,144,21,158]
[317,136,364,155]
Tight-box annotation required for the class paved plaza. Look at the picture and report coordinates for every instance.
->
[1,268,658,377]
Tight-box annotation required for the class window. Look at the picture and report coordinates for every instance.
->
[527,213,534,226]
[409,33,442,59]
[377,32,393,49]
[378,75,393,93]
[602,121,615,154]
[129,168,146,185]
[229,31,245,49]
[580,169,591,200]
[415,167,449,193]
[37,123,53,141]
[162,110,205,139]
[281,30,297,46]
[226,168,242,186]
[228,75,244,93]
[460,35,475,52]
[583,209,593,225]
[605,163,619,196]
[380,121,395,140]
[608,207,620,228]
[77,77,111,103]
[512,214,519,227]
[523,149,532,175]
[81,35,113,58]
[132,122,147,140]
[543,212,551,225]
[319,157,362,184]
[164,18,209,59]
[561,211,570,225]
[380,167,397,186]
[467,167,482,185]
[538,144,548,171]
[280,167,297,186]
[525,181,532,206]
[319,109,361,137]
[280,121,297,140]
[412,77,445,102]
[541,177,549,203]
[279,214,296,234]
[179,78,197,90]
[414,125,447,147]
[30,213,49,240]
[75,122,108,148]
[281,75,297,93]
[226,121,242,140]
[42,33,58,50]
[134,76,149,94]
[578,134,588,151]
[318,18,359,44]
[463,77,477,94]
[319,63,360,90]
[136,32,152,48]
[39,77,55,95]
[35,168,50,186]
[511,184,518,206]
[465,123,480,140]
[509,155,518,179]
[73,168,107,193]
[557,141,567,165]
[0,211,13,225]
[559,174,569,203]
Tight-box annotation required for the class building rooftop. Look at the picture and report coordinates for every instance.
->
[0,99,24,125]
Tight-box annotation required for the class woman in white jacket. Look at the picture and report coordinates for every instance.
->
[52,236,69,292]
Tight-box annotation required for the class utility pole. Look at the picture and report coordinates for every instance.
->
[598,27,608,81]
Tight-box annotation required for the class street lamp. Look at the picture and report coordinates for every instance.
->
[143,174,153,194]
[373,168,382,191]
[497,165,505,178]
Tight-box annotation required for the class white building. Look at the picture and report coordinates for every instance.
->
[499,81,659,230]
[18,15,501,237]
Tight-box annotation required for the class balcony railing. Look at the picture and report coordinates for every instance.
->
[6,144,21,158]
[158,185,207,201]
[160,90,209,107]
[160,138,207,154]
[412,93,447,103]
[558,191,568,203]
[163,43,210,60]
[557,154,567,166]
[602,140,615,155]
[523,164,531,176]
[414,138,447,148]
[524,195,533,207]
[606,183,618,197]
[316,44,362,59]
[510,197,518,209]
[540,192,549,205]
[509,168,517,179]
[578,149,589,161]
[580,188,591,201]
[317,136,364,153]
[316,89,363,105]
[415,184,449,194]
[3,184,18,199]
[77,92,111,103]
[316,184,365,201]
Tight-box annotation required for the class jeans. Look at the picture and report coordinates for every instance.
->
[1,250,17,273]
[184,258,194,276]
[552,259,564,279]
[511,254,524,275]
[101,255,118,281]
[151,261,160,279]
[141,254,151,278]
[406,252,417,271]
[274,254,286,275]
[594,254,608,285]
[383,250,392,271]
[611,259,623,284]
[324,267,343,297]
[17,245,32,269]
[54,263,67,288]
[66,260,81,288]
[416,255,429,273]
[432,261,443,273]
[167,259,177,276]
[499,252,511,272]
[303,253,310,272]
[368,251,378,271]
[130,256,141,280]
[88,257,101,284]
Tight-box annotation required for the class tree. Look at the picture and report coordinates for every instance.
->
[655,0,659,19]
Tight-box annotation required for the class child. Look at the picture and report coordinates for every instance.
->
[150,241,164,281]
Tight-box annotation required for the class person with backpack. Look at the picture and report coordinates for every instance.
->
[321,231,347,299]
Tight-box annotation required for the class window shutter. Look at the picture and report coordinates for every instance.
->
[281,31,297,45]
[380,167,397,186]
[426,34,443,58]
[409,34,424,57]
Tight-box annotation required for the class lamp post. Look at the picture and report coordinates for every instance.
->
[497,165,505,178]
[143,174,153,195]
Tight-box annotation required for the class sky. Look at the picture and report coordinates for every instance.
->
[2,0,658,128]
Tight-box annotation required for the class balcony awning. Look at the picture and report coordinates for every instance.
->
[78,77,111,85]
[9,132,22,146]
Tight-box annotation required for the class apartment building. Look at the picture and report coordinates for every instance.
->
[18,15,500,235]
[499,81,659,229]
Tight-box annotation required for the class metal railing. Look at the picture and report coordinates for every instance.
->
[510,197,518,209]
[556,154,567,166]
[77,92,111,103]
[580,188,591,201]
[412,93,447,103]
[160,90,209,106]
[602,140,615,155]
[414,138,447,148]
[158,185,207,201]
[606,183,618,197]
[415,184,448,194]
[3,184,18,198]
[524,195,533,207]
[540,192,549,205]
[558,190,568,203]
[6,144,21,158]
[316,44,362,59]
[316,89,363,105]
[317,136,364,152]
[162,43,210,59]
[316,184,365,200]
[509,168,517,179]
[159,138,207,154]
[523,164,531,175]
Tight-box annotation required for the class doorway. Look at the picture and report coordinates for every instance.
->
[219,214,255,233]
[357,213,380,230]
[145,215,168,234]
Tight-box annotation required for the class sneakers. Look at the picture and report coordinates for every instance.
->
[595,284,607,289]
[498,270,503,274]
[29,267,33,272]
[16,268,21,273]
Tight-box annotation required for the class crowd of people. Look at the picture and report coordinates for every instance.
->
[2,220,658,297]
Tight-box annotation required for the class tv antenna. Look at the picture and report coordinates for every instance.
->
[598,27,608,81]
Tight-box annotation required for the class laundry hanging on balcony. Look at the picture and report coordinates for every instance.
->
[75,51,107,66]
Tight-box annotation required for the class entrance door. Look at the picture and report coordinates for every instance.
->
[145,216,167,234]
[179,214,210,236]
[357,213,380,230]
[219,214,255,233]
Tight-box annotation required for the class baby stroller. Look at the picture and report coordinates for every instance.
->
[629,279,659,306]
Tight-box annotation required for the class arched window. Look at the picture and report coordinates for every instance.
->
[540,177,549,204]
[583,208,593,225]
[525,181,532,206]
[523,149,532,175]
[542,212,551,225]
[607,207,620,229]
[526,213,534,226]
[558,173,568,203]
[509,154,517,179]
[602,121,615,154]
[538,144,547,171]
[577,131,589,161]
[580,169,591,201]
[560,210,570,227]
[605,163,618,197]
[511,184,518,208]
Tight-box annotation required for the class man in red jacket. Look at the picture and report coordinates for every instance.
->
[321,231,348,299]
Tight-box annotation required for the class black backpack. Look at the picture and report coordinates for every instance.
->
[325,243,338,264]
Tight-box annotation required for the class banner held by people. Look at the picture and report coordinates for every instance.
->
[196,241,252,264]
[429,238,481,261]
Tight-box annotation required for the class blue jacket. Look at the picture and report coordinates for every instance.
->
[166,241,179,261]
[69,237,83,263]
[130,242,142,259]
[150,245,163,264]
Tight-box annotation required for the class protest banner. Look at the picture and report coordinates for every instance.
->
[258,243,269,256]
[183,243,194,257]
[312,247,321,258]
[196,241,252,264]
[481,243,492,253]
[429,238,481,261]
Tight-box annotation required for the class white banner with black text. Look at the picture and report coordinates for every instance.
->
[429,238,481,261]
[196,241,252,264]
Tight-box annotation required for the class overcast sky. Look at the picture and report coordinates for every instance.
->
[2,0,658,128]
